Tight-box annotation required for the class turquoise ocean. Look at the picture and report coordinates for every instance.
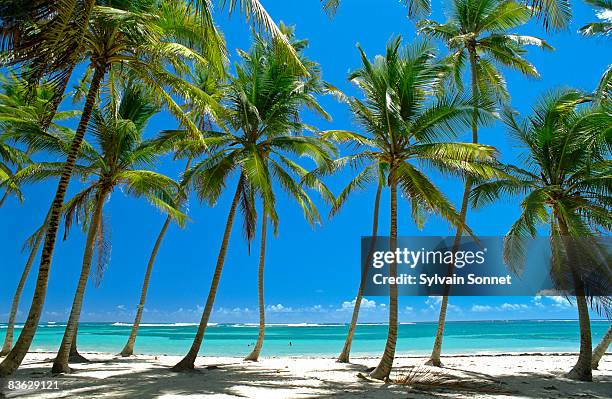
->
[1,320,609,357]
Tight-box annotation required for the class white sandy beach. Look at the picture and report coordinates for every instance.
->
[1,352,610,398]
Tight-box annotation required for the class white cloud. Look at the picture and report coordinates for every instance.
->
[339,298,378,311]
[471,305,493,312]
[117,305,126,310]
[499,303,529,311]
[266,304,293,313]
[597,9,612,22]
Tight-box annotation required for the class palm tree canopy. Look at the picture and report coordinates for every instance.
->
[314,37,503,232]
[0,72,80,202]
[321,0,571,31]
[579,0,612,36]
[470,89,612,308]
[12,82,187,238]
[181,26,335,245]
[418,0,553,100]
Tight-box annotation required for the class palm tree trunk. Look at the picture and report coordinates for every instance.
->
[120,158,193,357]
[592,325,612,370]
[557,218,592,381]
[369,176,398,381]
[337,181,382,363]
[172,176,244,371]
[0,65,106,377]
[0,227,45,356]
[427,47,479,368]
[245,210,268,362]
[68,325,88,363]
[52,188,107,374]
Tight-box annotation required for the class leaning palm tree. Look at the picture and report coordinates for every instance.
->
[319,37,501,379]
[0,1,219,376]
[0,73,78,356]
[171,28,335,371]
[470,89,612,381]
[417,0,552,367]
[592,325,612,369]
[579,0,612,36]
[14,84,187,373]
[119,67,226,357]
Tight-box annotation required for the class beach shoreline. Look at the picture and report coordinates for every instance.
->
[1,352,610,398]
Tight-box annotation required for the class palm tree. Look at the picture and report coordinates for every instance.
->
[319,37,501,379]
[334,172,384,363]
[417,0,552,367]
[579,0,612,36]
[0,72,78,356]
[14,84,187,373]
[470,89,612,381]
[0,1,220,376]
[320,0,572,31]
[592,325,612,369]
[171,28,335,371]
[119,67,226,357]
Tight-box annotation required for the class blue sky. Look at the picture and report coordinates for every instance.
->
[1,0,610,324]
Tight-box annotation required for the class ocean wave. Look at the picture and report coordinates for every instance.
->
[111,322,202,327]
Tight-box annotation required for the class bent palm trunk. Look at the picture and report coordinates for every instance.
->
[0,228,45,356]
[245,212,268,362]
[172,177,243,371]
[0,65,106,377]
[120,159,192,357]
[52,189,107,374]
[120,217,172,357]
[338,181,382,363]
[592,325,612,370]
[369,177,398,381]
[428,47,480,368]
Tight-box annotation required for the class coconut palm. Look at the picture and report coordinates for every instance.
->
[579,0,612,36]
[417,0,552,367]
[320,0,572,31]
[0,1,221,376]
[470,89,612,381]
[0,72,80,356]
[592,325,612,369]
[13,84,187,373]
[317,37,501,379]
[119,67,226,357]
[171,28,335,371]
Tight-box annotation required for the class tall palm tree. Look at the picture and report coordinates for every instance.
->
[579,0,612,36]
[334,172,384,363]
[319,37,501,379]
[119,67,226,357]
[0,1,219,376]
[171,28,335,371]
[14,84,187,373]
[0,72,78,356]
[320,0,572,31]
[417,0,552,367]
[470,89,612,381]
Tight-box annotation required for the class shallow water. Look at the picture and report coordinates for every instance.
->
[1,320,608,357]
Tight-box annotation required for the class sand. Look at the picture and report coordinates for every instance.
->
[0,352,610,398]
